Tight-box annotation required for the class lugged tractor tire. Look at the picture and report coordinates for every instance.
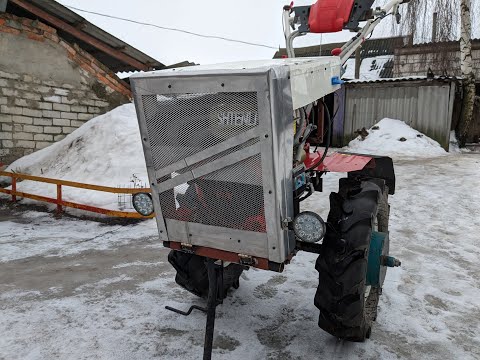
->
[314,178,389,342]
[168,250,245,299]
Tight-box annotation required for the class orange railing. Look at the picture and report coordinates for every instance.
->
[0,171,153,219]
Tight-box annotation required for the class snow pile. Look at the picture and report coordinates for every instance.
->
[1,107,448,213]
[2,104,148,211]
[345,118,448,159]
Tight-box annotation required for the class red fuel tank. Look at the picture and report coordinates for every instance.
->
[308,0,355,33]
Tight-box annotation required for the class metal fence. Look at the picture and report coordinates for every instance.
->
[0,171,153,219]
[335,78,457,150]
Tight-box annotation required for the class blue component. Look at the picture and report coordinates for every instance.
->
[331,76,345,85]
[294,173,306,190]
[366,231,387,286]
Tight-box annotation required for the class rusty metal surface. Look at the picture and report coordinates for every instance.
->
[0,188,154,219]
[0,171,151,194]
[0,172,153,219]
[167,241,274,272]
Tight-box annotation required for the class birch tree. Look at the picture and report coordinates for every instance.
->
[396,0,478,146]
[458,0,476,146]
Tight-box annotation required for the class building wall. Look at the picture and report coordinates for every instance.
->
[0,13,131,164]
[394,41,480,79]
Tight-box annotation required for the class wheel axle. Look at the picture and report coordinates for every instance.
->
[381,256,402,267]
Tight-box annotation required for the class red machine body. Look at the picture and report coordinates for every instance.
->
[308,0,355,33]
[304,150,374,173]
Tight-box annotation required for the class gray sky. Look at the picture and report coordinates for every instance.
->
[56,0,398,66]
[53,1,480,67]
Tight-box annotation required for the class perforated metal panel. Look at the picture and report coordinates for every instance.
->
[140,91,265,232]
[141,92,259,171]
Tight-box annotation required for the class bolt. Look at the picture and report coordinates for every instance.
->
[381,256,402,267]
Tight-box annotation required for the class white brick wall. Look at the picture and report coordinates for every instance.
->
[0,69,121,163]
[395,48,480,78]
[52,118,70,126]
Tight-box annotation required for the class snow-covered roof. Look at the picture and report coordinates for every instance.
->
[342,55,394,81]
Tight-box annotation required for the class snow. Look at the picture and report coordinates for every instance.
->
[0,106,478,358]
[1,103,148,213]
[342,58,356,79]
[345,118,448,159]
[342,55,393,81]
[3,102,449,218]
[2,105,477,358]
[1,154,480,359]
[0,210,157,262]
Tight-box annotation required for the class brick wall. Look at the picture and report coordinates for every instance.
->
[394,41,480,79]
[0,13,132,164]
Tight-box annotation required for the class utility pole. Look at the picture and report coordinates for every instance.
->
[432,12,438,42]
[354,47,361,79]
[458,0,476,146]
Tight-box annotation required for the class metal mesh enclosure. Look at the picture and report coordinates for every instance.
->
[141,92,259,171]
[141,91,266,233]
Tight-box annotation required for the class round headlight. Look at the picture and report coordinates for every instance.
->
[293,211,326,243]
[132,192,154,216]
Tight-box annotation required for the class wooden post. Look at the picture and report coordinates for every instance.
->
[11,177,16,202]
[355,47,361,79]
[56,184,62,214]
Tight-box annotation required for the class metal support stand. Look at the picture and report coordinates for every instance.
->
[165,258,224,360]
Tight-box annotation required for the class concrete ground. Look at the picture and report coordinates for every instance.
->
[1,154,480,360]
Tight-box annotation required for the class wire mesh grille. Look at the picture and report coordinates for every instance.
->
[141,91,266,232]
[141,92,259,171]
[159,154,266,232]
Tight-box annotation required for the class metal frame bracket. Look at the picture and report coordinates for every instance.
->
[238,254,257,266]
[180,243,195,254]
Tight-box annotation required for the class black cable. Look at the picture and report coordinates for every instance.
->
[65,5,277,50]
[311,98,332,170]
[320,93,340,142]
[331,92,340,119]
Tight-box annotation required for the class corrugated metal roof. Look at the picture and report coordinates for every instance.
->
[6,0,165,72]
[400,38,480,49]
[273,36,409,59]
[274,37,407,79]
[345,75,460,85]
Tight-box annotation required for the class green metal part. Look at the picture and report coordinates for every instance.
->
[366,231,387,286]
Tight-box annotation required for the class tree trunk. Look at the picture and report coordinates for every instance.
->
[458,0,476,147]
